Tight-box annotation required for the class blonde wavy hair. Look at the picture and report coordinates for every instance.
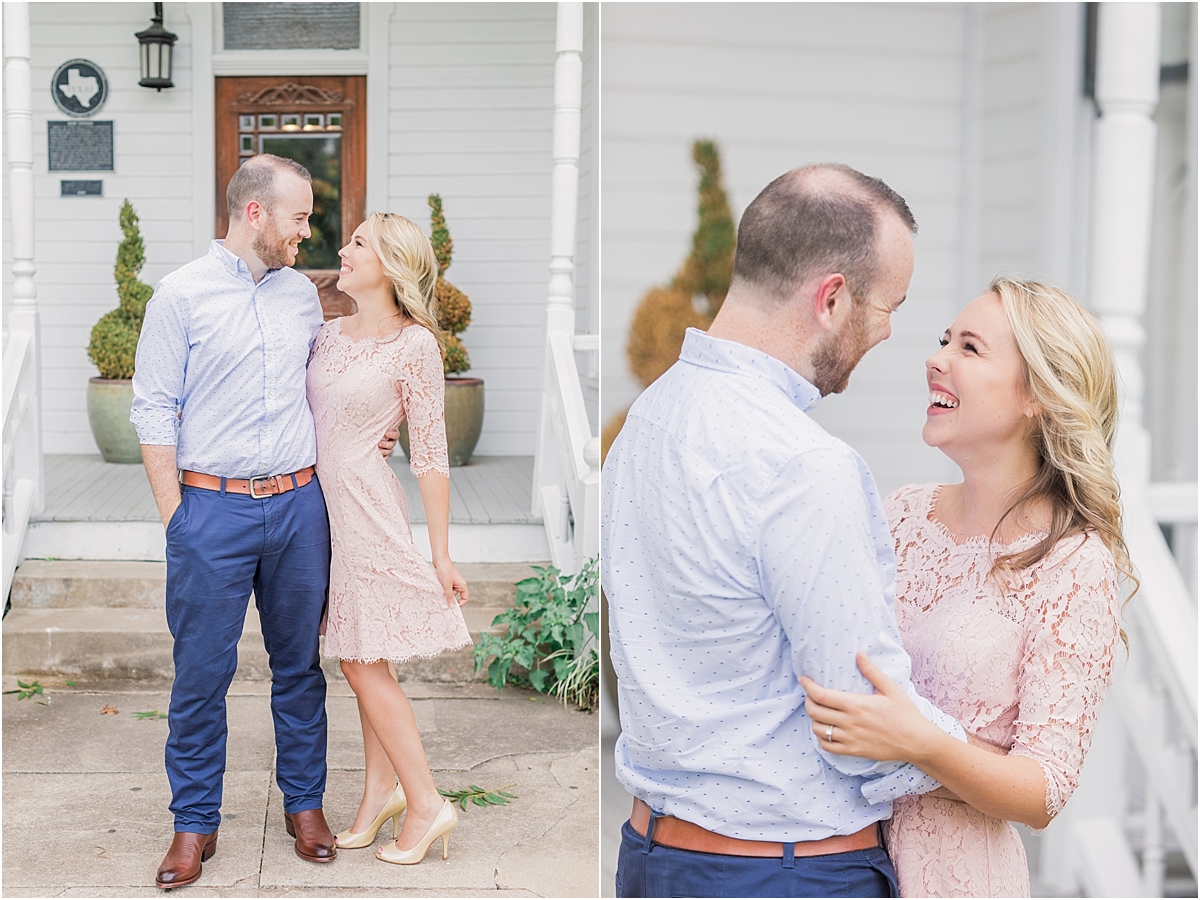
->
[363,212,445,352]
[989,277,1137,629]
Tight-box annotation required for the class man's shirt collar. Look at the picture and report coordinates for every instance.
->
[209,239,283,283]
[679,327,822,413]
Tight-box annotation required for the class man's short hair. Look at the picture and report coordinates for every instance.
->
[226,154,312,221]
[730,163,917,304]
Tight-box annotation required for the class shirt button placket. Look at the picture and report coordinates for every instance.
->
[255,284,271,471]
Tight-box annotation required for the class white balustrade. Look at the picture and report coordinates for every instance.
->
[1148,481,1198,604]
[3,0,43,600]
[532,2,598,576]
[1045,5,1197,896]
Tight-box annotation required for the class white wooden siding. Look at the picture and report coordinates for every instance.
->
[601,2,965,494]
[974,3,1088,294]
[384,2,558,456]
[2,3,198,455]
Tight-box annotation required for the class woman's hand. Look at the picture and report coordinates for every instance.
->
[799,651,942,765]
[433,558,469,608]
[377,425,400,458]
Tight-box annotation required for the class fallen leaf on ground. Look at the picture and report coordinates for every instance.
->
[100,705,118,715]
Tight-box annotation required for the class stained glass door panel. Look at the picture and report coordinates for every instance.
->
[216,76,365,317]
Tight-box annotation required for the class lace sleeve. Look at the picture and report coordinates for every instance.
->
[1009,532,1121,820]
[397,328,450,478]
[308,321,330,365]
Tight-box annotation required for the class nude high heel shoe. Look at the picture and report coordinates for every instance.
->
[335,783,407,849]
[376,799,458,865]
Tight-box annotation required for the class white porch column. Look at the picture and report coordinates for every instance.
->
[545,1,584,337]
[4,0,43,513]
[1088,2,1162,487]
[5,1,38,315]
[1050,7,1166,897]
[530,3,597,572]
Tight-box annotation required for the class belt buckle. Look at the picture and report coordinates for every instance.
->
[249,475,274,499]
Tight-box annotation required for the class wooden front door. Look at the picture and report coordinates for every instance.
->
[215,75,365,318]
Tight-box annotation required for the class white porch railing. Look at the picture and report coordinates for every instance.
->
[1054,494,1198,899]
[1147,481,1198,603]
[3,325,43,600]
[1109,497,1196,894]
[531,2,599,576]
[3,1,43,602]
[534,332,600,575]
[1039,5,1197,896]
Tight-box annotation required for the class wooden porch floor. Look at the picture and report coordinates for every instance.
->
[33,454,540,526]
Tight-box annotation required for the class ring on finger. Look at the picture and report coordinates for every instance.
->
[825,724,835,742]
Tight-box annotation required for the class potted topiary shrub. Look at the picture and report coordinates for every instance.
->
[399,194,484,466]
[601,139,736,461]
[86,200,152,464]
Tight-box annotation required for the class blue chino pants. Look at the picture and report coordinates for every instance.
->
[616,817,898,898]
[163,477,331,833]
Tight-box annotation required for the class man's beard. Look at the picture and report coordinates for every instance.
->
[811,310,871,396]
[253,213,294,269]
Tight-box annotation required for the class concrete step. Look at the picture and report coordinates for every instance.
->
[9,560,533,609]
[10,560,167,609]
[4,561,543,684]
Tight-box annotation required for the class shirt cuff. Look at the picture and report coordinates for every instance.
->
[129,409,178,446]
[859,711,966,804]
[861,764,944,804]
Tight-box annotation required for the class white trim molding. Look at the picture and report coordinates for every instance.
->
[211,51,369,77]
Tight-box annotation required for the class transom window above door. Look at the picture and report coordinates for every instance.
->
[222,2,360,51]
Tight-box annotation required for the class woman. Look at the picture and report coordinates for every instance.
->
[306,212,473,866]
[800,278,1132,897]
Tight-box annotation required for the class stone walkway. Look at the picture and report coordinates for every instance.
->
[2,676,598,897]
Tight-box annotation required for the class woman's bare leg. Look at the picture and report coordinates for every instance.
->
[347,689,401,834]
[342,659,444,850]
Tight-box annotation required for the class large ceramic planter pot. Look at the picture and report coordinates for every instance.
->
[87,378,143,464]
[399,377,484,467]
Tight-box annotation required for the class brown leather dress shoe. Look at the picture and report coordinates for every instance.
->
[284,808,337,862]
[155,830,218,889]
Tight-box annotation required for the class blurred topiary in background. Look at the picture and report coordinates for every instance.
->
[602,139,736,459]
[429,193,472,376]
[87,200,152,380]
[676,139,737,315]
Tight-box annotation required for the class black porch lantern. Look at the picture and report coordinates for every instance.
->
[135,3,177,91]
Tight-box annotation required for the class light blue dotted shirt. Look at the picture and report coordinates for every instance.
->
[130,240,324,478]
[602,328,966,842]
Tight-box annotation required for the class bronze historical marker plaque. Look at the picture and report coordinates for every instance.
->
[48,120,114,171]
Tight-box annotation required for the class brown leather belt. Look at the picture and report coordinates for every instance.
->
[631,798,879,859]
[179,467,315,498]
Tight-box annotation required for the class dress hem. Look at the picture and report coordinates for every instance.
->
[324,636,474,666]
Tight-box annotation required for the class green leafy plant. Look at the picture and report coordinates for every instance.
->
[429,194,472,376]
[438,783,517,811]
[3,679,45,702]
[473,559,600,711]
[547,642,600,712]
[87,200,152,379]
[133,709,169,720]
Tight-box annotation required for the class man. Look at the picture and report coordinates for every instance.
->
[602,164,968,898]
[133,154,391,889]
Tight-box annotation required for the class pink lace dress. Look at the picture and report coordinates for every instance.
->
[306,318,472,663]
[884,483,1120,897]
